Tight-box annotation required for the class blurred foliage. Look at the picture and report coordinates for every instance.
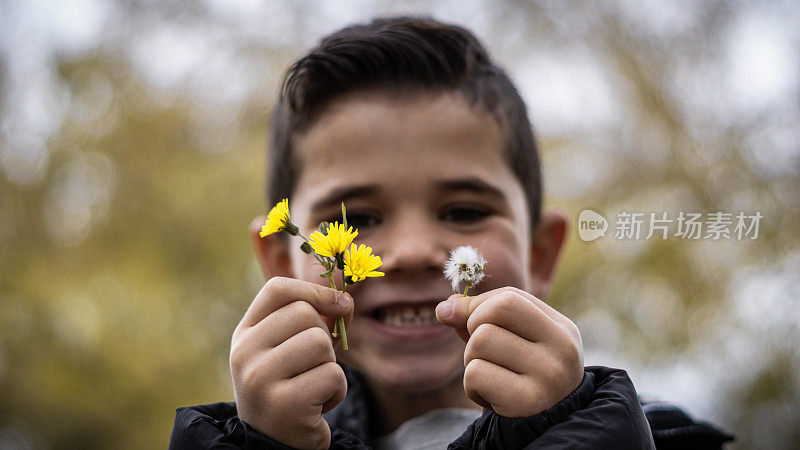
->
[1,51,268,448]
[1,0,798,449]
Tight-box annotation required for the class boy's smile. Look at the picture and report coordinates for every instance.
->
[281,90,534,394]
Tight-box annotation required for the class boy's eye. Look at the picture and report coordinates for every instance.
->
[440,206,490,224]
[324,212,381,229]
[348,212,381,229]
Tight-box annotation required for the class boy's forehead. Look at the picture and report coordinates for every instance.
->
[293,91,509,183]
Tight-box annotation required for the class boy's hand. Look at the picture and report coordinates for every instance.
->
[230,277,353,450]
[436,287,584,418]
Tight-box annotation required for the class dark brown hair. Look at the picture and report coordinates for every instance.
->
[268,16,542,227]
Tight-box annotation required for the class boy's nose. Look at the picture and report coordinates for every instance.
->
[379,220,448,274]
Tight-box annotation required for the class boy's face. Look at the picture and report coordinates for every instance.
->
[258,91,562,394]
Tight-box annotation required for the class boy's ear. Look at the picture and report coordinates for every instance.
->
[249,217,294,279]
[528,209,568,298]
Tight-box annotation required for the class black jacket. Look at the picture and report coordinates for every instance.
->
[169,365,733,449]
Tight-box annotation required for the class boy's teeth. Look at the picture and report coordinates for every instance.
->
[377,305,439,327]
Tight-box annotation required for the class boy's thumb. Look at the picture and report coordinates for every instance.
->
[436,295,471,343]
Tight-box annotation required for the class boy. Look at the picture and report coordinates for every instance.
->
[170,16,734,449]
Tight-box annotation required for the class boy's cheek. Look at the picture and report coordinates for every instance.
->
[479,248,531,293]
[293,253,330,284]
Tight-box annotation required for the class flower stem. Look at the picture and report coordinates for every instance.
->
[337,316,348,350]
[338,267,349,349]
[327,274,337,291]
[299,233,349,350]
[325,274,339,337]
[463,282,471,297]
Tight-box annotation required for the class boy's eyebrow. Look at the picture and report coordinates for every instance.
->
[310,178,506,211]
[311,184,381,211]
[435,177,506,199]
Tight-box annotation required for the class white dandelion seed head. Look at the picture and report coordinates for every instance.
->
[443,245,487,292]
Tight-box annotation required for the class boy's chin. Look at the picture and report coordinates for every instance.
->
[359,352,465,394]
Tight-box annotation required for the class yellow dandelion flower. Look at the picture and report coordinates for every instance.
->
[344,243,385,282]
[260,199,298,237]
[308,222,358,257]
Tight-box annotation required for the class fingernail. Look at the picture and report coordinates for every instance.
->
[336,292,350,308]
[436,299,454,319]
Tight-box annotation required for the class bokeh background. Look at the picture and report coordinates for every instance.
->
[1,0,798,448]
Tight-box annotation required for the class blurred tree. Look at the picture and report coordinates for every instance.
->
[1,51,268,447]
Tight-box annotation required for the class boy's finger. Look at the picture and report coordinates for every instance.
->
[463,323,541,375]
[495,286,563,323]
[243,277,353,327]
[435,291,493,342]
[263,326,337,380]
[246,300,333,349]
[464,358,538,418]
[285,361,347,415]
[466,293,558,344]
[436,287,561,340]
